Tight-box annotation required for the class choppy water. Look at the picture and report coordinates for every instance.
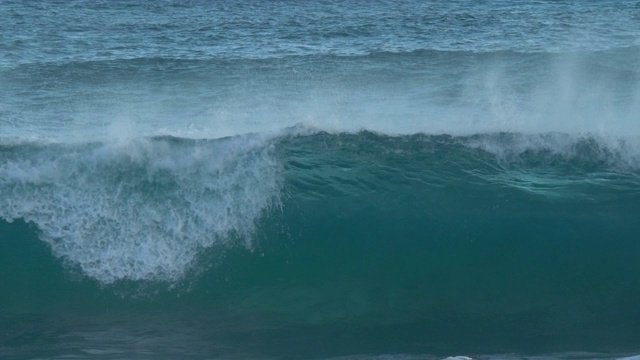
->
[1,1,640,359]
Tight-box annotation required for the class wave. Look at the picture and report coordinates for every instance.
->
[4,45,640,71]
[1,130,639,284]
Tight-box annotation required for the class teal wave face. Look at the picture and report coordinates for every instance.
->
[1,132,640,357]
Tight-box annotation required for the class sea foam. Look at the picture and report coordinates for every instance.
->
[0,135,281,283]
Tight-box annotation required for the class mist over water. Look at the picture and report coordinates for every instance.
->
[1,1,640,359]
[1,1,639,140]
[2,47,639,140]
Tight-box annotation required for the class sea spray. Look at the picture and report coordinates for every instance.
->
[0,135,282,282]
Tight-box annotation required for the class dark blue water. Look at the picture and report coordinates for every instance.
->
[1,1,640,359]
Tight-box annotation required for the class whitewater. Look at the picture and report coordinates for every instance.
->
[1,1,640,359]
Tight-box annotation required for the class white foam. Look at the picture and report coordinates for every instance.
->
[461,133,640,171]
[0,134,282,283]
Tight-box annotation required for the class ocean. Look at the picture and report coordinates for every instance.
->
[1,1,640,359]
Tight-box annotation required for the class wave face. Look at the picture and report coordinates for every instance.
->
[2,132,640,358]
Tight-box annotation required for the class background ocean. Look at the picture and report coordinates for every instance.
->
[1,1,640,359]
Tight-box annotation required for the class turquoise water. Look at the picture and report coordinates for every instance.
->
[1,1,640,359]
